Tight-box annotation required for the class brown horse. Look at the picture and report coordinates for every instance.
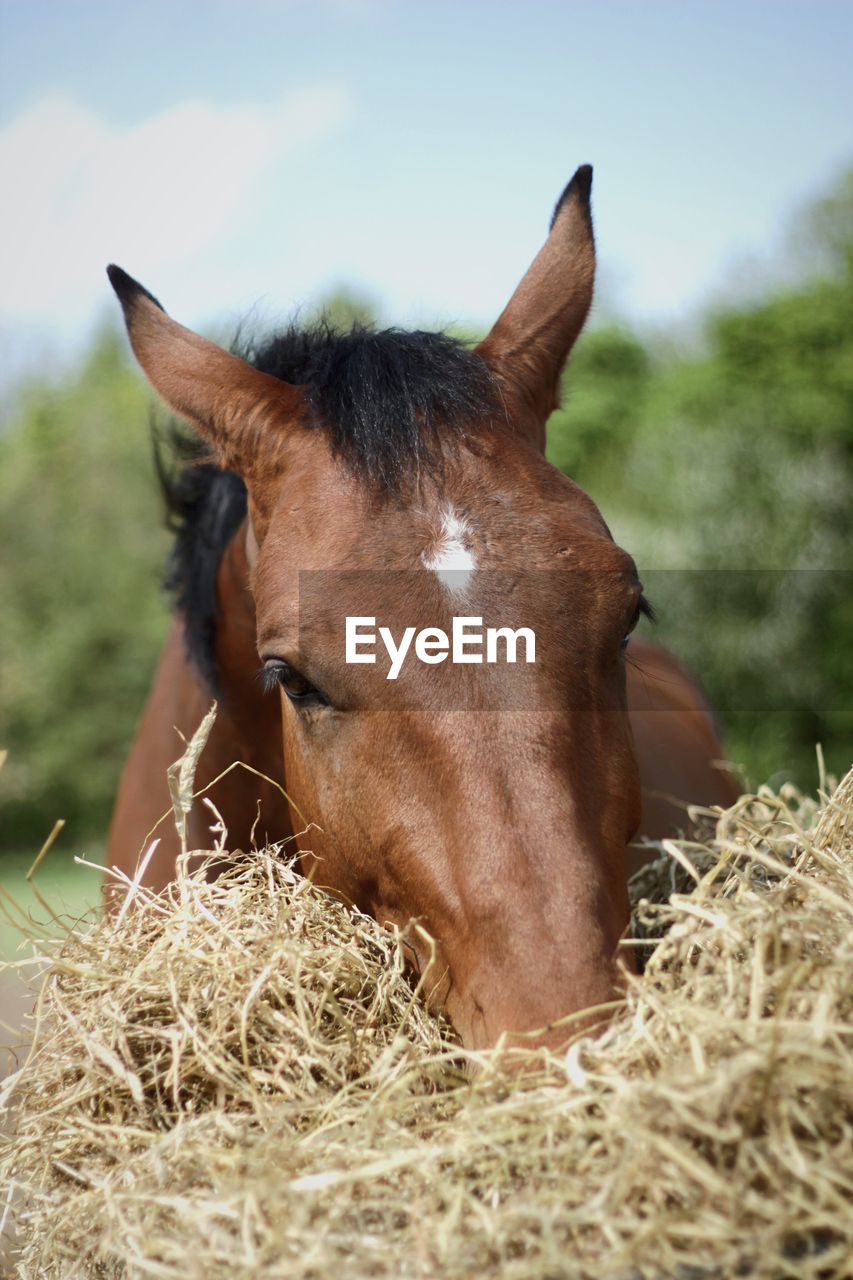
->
[107,166,738,1053]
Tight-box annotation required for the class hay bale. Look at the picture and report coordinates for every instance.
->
[2,771,852,1279]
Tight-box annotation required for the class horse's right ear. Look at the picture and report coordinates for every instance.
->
[106,266,307,474]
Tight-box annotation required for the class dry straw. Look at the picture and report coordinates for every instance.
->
[1,766,852,1278]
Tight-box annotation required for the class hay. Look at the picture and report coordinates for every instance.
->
[2,770,852,1279]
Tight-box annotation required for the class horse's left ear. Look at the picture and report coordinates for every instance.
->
[475,165,596,448]
[107,265,307,475]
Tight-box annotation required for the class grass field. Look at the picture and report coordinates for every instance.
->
[0,848,103,964]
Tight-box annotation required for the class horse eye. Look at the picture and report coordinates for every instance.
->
[262,660,327,706]
[622,593,655,648]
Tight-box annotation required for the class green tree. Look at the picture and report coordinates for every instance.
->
[0,328,171,848]
[548,168,853,787]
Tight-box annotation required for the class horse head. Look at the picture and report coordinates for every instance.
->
[109,167,644,1053]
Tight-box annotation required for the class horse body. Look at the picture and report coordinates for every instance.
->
[106,166,738,1052]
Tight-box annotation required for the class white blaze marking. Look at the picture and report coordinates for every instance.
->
[422,507,476,591]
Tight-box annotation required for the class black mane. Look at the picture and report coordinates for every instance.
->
[243,321,498,489]
[157,321,499,690]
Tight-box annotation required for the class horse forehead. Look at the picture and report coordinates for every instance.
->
[419,484,617,565]
[257,432,620,577]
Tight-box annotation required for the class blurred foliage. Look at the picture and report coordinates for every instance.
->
[1,172,851,849]
[547,168,853,788]
[309,285,382,332]
[0,329,170,848]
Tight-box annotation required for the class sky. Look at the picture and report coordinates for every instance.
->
[1,0,851,385]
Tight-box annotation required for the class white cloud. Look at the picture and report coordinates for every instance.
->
[0,86,351,326]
